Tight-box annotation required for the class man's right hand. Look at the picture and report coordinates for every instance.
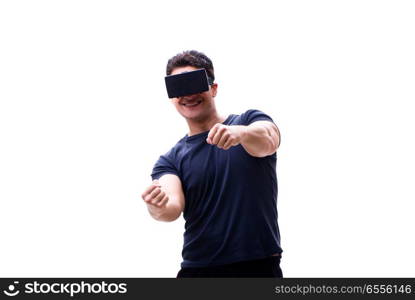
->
[141,180,169,208]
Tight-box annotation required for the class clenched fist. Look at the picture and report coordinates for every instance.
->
[141,180,169,208]
[206,123,247,150]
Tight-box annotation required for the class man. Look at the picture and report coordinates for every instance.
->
[141,50,283,277]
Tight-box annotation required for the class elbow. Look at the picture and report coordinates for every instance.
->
[248,138,277,158]
[261,144,277,157]
[155,214,180,222]
[264,124,280,155]
[269,137,279,154]
[153,207,182,222]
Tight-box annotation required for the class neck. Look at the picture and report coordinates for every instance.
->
[186,112,226,136]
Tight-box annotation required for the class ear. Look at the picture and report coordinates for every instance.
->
[210,83,218,98]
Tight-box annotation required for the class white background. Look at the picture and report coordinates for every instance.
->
[1,0,414,277]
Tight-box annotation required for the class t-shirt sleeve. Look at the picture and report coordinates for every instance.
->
[240,109,275,126]
[151,152,180,181]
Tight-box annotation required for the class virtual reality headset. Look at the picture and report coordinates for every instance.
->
[164,68,214,98]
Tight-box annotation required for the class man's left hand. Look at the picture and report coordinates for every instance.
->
[206,124,247,150]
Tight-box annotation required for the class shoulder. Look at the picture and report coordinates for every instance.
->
[151,136,187,179]
[161,135,187,161]
[235,109,275,126]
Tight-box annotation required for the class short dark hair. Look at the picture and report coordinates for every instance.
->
[166,50,215,83]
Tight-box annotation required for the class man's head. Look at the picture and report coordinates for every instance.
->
[166,50,218,123]
[166,50,215,83]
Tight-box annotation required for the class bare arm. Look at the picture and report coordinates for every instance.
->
[141,174,185,222]
[206,120,281,157]
[239,121,281,157]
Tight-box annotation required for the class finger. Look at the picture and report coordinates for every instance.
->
[144,187,161,202]
[152,179,161,187]
[147,191,163,205]
[151,191,165,205]
[222,138,235,150]
[150,187,162,198]
[217,131,230,148]
[141,184,159,200]
[157,194,169,207]
[212,126,226,145]
[207,124,220,144]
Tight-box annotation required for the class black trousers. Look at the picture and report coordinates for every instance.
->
[177,255,283,278]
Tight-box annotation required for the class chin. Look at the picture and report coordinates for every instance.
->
[175,102,213,122]
[181,111,207,122]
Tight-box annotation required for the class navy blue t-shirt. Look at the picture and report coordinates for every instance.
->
[151,109,282,268]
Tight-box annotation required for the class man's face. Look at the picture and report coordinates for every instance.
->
[170,66,218,122]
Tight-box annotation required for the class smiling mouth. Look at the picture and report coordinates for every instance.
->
[181,99,202,107]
